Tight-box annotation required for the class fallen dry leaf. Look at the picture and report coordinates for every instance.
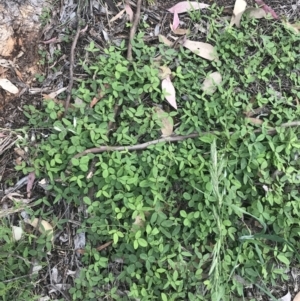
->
[158,35,173,47]
[230,0,247,28]
[255,0,278,19]
[90,85,109,107]
[42,37,61,44]
[12,225,23,241]
[158,66,172,80]
[90,97,99,108]
[168,1,209,14]
[124,3,133,22]
[77,240,113,254]
[15,157,23,165]
[154,107,174,137]
[96,240,113,251]
[14,147,25,157]
[244,7,266,19]
[173,11,180,30]
[132,215,145,228]
[0,66,6,76]
[15,68,23,81]
[246,117,263,125]
[110,9,125,23]
[162,76,177,110]
[183,40,217,61]
[47,87,67,99]
[294,291,300,301]
[201,71,222,94]
[168,2,209,30]
[170,24,189,35]
[283,21,300,34]
[0,78,19,94]
[27,171,35,198]
[26,218,54,242]
[280,291,291,301]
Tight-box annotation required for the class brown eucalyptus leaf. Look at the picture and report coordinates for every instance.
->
[183,40,217,61]
[26,218,54,242]
[170,24,190,35]
[0,78,19,94]
[167,1,209,14]
[161,76,177,110]
[158,35,173,47]
[230,0,247,28]
[154,107,173,137]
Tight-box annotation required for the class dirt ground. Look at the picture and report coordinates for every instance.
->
[0,0,299,299]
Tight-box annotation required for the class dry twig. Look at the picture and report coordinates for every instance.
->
[0,202,38,218]
[71,121,300,160]
[64,5,83,115]
[107,0,142,134]
[127,0,142,61]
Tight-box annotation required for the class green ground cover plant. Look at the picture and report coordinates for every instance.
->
[2,4,300,301]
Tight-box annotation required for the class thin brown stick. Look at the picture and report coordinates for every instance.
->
[73,133,200,159]
[106,0,142,134]
[64,10,82,115]
[0,202,38,218]
[127,0,142,61]
[71,121,300,160]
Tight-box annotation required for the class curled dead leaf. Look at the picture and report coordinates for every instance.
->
[230,0,247,28]
[172,11,180,30]
[201,72,222,95]
[124,4,133,22]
